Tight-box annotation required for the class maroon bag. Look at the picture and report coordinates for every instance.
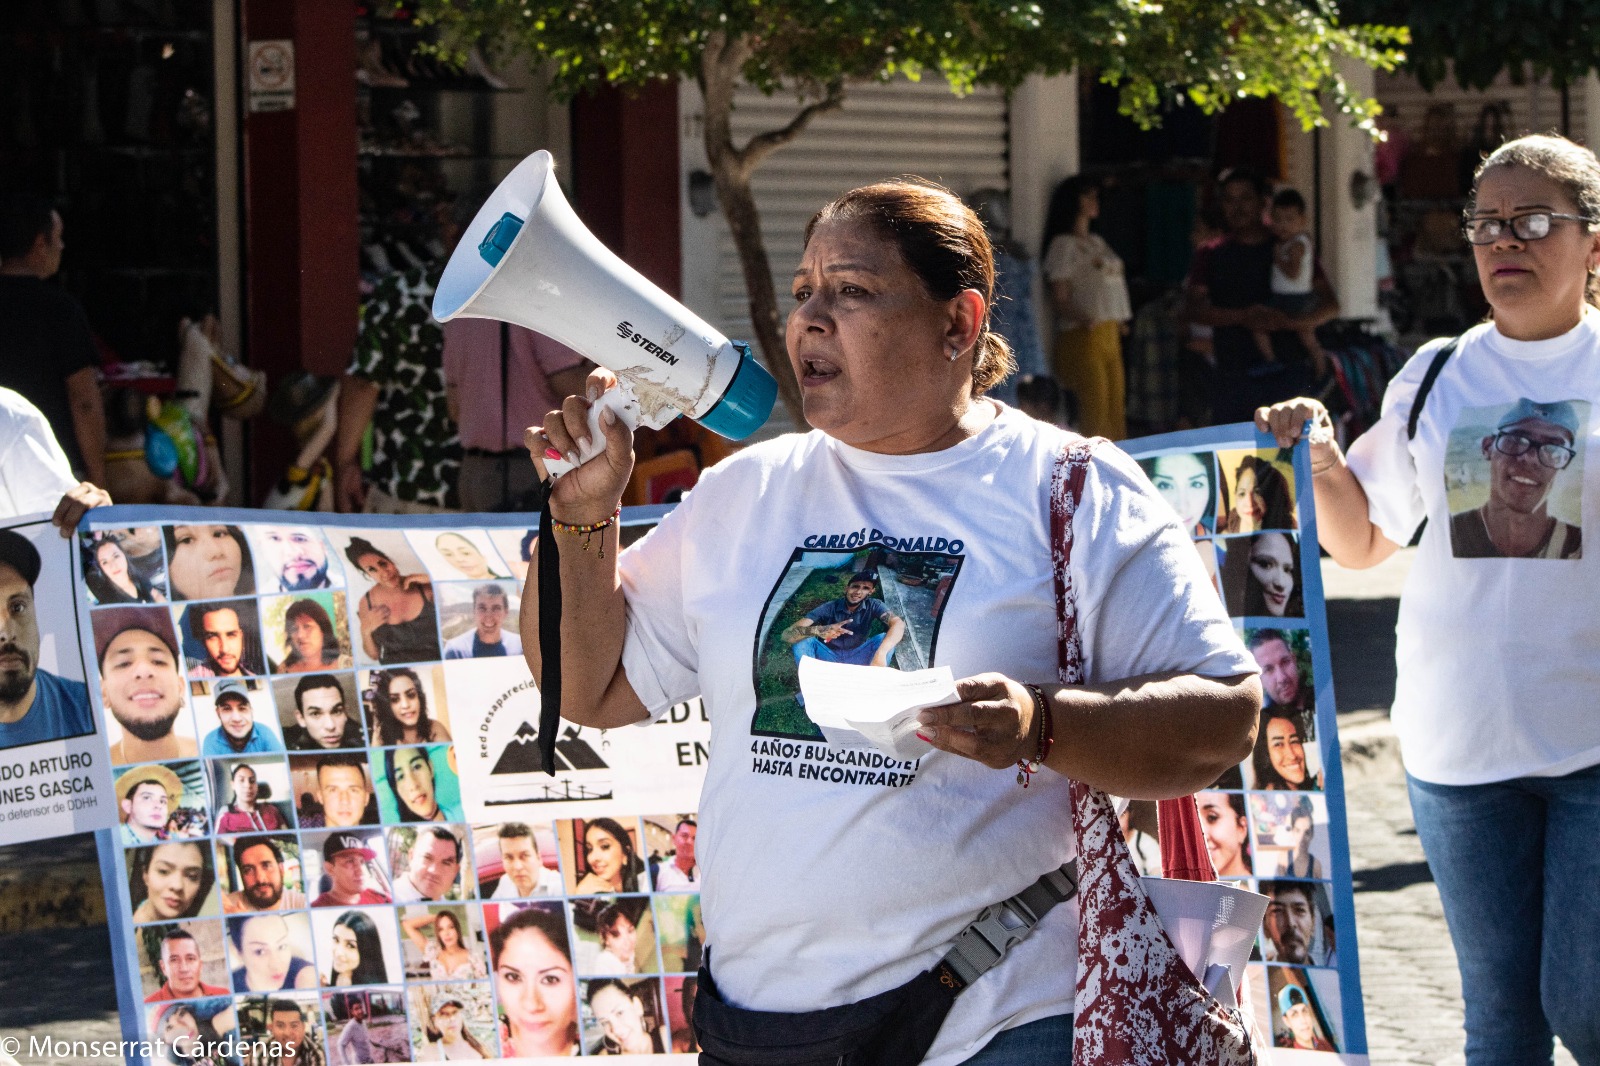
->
[1050,437,1261,1065]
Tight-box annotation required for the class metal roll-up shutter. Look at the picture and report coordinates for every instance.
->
[709,78,1009,425]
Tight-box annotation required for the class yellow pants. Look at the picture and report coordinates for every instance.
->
[1053,320,1126,440]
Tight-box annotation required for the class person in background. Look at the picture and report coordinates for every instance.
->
[337,249,461,515]
[0,386,112,531]
[1186,167,1339,424]
[443,319,587,513]
[1042,175,1132,439]
[1012,373,1076,430]
[1260,134,1600,1064]
[0,194,106,487]
[965,188,1046,406]
[1254,188,1327,375]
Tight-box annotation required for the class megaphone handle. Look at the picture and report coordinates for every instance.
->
[543,386,641,480]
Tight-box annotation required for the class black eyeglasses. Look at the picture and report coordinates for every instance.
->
[1461,212,1596,245]
[1492,430,1576,470]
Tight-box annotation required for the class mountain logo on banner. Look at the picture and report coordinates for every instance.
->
[492,722,610,775]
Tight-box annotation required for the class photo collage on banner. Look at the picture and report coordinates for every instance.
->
[87,510,703,1064]
[1134,430,1366,1063]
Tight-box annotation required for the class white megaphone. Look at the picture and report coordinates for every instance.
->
[433,150,777,477]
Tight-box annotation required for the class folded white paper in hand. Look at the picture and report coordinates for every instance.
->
[796,657,958,761]
[1140,877,1269,1007]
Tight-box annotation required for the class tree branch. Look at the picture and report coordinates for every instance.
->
[736,84,847,178]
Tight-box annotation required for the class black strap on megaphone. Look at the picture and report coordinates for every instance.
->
[536,483,562,775]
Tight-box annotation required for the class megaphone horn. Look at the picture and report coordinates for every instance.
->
[433,150,776,476]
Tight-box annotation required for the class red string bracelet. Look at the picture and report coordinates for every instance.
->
[1017,683,1054,788]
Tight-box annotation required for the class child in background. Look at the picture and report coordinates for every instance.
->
[1254,188,1326,375]
[1015,374,1078,431]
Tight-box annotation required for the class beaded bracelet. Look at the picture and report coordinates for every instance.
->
[1017,683,1055,788]
[550,507,622,558]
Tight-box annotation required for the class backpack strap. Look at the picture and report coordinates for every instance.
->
[1406,336,1460,441]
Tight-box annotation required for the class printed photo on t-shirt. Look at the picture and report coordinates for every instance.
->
[749,544,963,741]
[1444,398,1588,560]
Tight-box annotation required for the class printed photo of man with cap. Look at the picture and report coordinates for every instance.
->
[201,678,283,757]
[0,527,93,749]
[117,763,184,845]
[311,832,392,906]
[1449,397,1587,559]
[92,604,197,763]
[1274,979,1337,1051]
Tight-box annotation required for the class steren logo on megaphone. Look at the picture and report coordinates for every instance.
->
[615,320,679,366]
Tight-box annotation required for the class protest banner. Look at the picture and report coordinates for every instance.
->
[1127,425,1368,1063]
[59,423,1368,1064]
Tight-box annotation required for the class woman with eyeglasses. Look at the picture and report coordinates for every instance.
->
[1259,134,1600,1064]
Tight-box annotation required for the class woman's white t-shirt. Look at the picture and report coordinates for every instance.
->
[617,405,1253,1065]
[1346,310,1600,785]
[1044,233,1132,328]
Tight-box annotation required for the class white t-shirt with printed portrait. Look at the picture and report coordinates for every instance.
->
[617,405,1253,1065]
[1346,309,1600,785]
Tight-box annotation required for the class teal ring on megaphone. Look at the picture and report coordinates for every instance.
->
[695,341,778,440]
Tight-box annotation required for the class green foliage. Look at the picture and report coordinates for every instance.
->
[410,0,1405,132]
[1345,0,1600,89]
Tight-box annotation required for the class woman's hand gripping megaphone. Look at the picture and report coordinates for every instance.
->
[527,368,638,518]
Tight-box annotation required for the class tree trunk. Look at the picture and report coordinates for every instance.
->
[709,153,801,427]
[699,33,844,430]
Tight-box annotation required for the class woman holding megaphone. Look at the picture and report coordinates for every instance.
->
[525,179,1259,1065]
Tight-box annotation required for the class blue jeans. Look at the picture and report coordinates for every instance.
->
[791,632,888,668]
[957,1013,1073,1064]
[1408,764,1600,1065]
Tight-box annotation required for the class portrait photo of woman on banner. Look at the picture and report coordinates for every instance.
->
[164,523,256,601]
[339,532,441,666]
[1220,532,1304,618]
[487,901,580,1058]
